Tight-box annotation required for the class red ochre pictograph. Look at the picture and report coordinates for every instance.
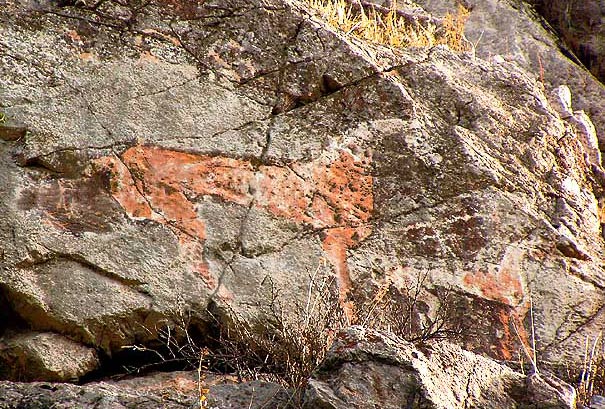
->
[96,145,373,310]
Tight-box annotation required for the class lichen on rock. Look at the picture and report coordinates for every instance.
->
[1,0,605,405]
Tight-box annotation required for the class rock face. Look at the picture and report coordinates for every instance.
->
[0,328,576,409]
[304,327,575,409]
[0,371,291,409]
[2,0,605,392]
[528,0,605,84]
[0,331,98,382]
[417,0,605,148]
[0,373,197,409]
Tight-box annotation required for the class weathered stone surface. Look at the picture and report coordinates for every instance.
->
[0,331,99,382]
[2,0,605,385]
[0,370,290,409]
[590,395,605,409]
[304,326,575,409]
[0,329,577,409]
[528,0,605,84]
[416,0,605,147]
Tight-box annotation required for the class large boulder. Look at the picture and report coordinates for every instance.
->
[304,326,575,409]
[1,0,605,382]
[0,331,99,382]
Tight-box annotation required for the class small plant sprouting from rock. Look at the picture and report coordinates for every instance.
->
[305,0,471,51]
[197,347,211,408]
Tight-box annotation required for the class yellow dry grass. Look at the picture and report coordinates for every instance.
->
[306,0,470,51]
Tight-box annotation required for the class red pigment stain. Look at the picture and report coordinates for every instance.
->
[493,308,530,361]
[463,269,528,359]
[96,145,373,306]
[462,268,523,306]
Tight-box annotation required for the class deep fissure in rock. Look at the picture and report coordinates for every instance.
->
[528,0,605,85]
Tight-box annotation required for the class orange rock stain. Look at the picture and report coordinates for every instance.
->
[463,269,529,359]
[463,268,523,306]
[493,308,530,361]
[96,145,373,304]
[138,50,160,64]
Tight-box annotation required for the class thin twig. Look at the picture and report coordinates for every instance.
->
[511,310,538,375]
[530,296,538,373]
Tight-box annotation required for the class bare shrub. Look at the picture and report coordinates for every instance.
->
[120,269,464,406]
[199,269,465,396]
[208,272,348,391]
[354,271,465,343]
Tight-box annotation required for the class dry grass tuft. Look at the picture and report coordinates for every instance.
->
[440,4,471,52]
[305,0,470,51]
